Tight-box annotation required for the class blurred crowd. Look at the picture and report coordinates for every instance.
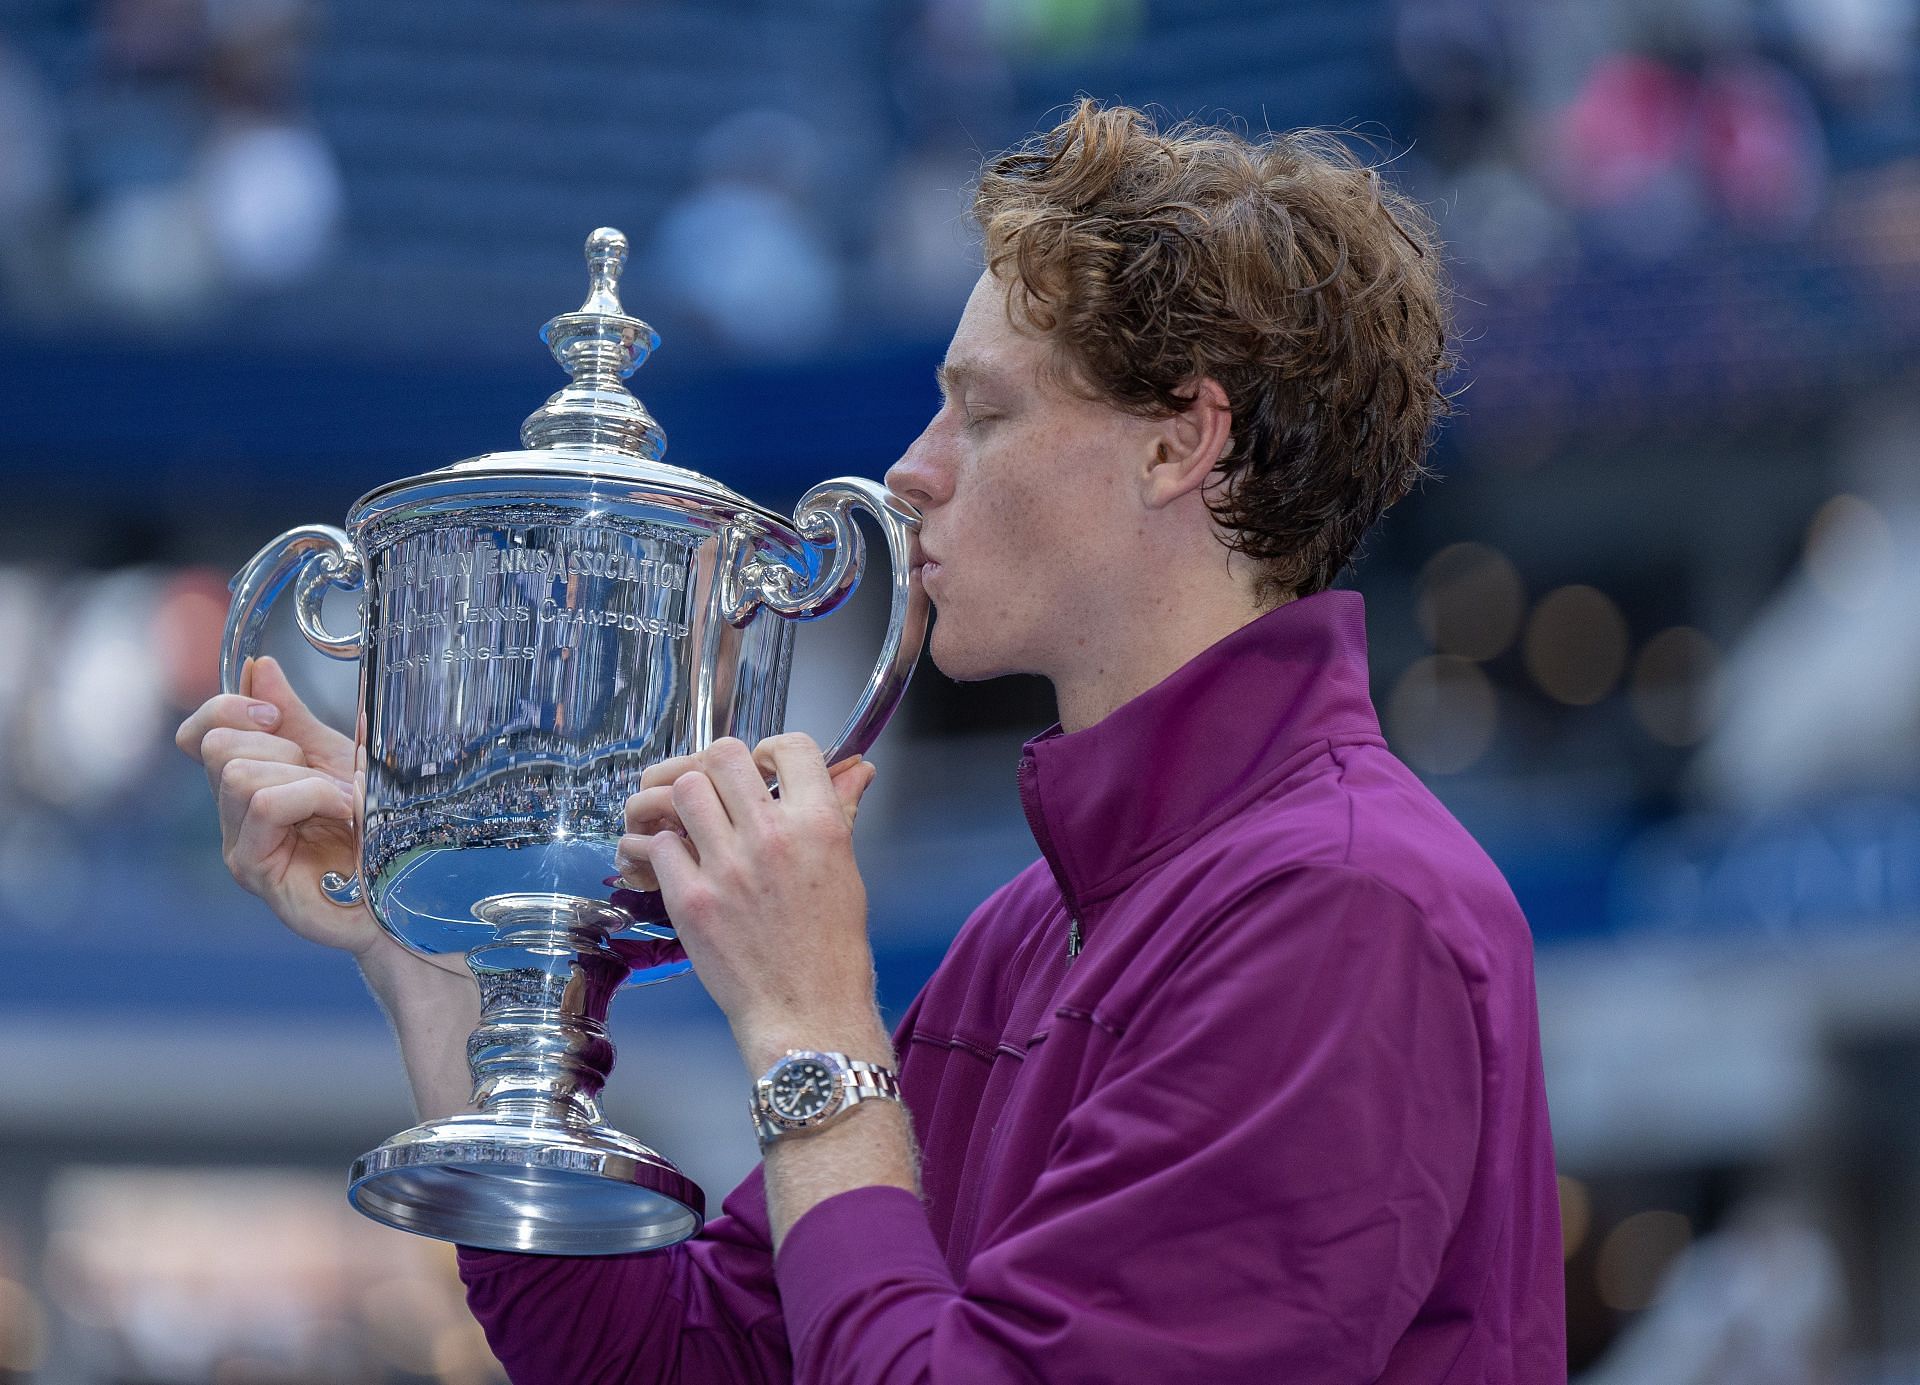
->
[2,0,1914,352]
[0,0,341,323]
[1395,0,1915,276]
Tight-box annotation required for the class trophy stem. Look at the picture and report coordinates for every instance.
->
[464,893,632,1126]
[345,890,705,1254]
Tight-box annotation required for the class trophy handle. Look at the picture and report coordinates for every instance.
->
[734,478,929,766]
[221,523,369,907]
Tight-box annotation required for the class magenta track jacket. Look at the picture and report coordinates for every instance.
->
[458,589,1567,1384]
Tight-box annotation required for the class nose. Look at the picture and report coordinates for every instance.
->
[885,418,952,513]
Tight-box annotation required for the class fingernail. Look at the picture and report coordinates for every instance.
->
[248,702,280,728]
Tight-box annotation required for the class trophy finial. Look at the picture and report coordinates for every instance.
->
[521,227,667,459]
[582,227,628,315]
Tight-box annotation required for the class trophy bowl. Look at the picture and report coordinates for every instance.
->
[219,228,927,1255]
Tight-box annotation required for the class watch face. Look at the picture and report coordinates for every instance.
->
[769,1057,838,1123]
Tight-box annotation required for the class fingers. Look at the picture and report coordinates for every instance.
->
[177,656,351,777]
[670,766,731,856]
[217,758,352,850]
[619,738,873,893]
[200,726,306,796]
[757,732,837,813]
[629,738,773,835]
[625,739,873,838]
[640,830,702,917]
[615,786,690,891]
[621,763,697,889]
[245,657,351,763]
[832,760,879,825]
[699,738,773,825]
[638,752,701,792]
[613,837,661,892]
[624,784,680,836]
[749,738,863,785]
[176,692,285,764]
[228,774,355,890]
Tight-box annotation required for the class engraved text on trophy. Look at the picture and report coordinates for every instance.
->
[359,521,707,946]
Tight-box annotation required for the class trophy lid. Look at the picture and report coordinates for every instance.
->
[349,228,790,531]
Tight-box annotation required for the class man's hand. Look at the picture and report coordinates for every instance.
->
[617,734,885,1069]
[177,655,478,1121]
[619,734,915,1247]
[174,656,465,976]
[175,655,381,952]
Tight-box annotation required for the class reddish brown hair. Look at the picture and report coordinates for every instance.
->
[974,99,1454,600]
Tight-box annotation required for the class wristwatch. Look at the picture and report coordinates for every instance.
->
[751,1049,903,1149]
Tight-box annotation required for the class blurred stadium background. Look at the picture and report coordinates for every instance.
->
[1,0,1918,1379]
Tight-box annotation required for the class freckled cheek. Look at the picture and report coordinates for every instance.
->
[978,495,1047,590]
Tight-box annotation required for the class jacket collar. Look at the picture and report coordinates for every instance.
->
[1016,589,1385,918]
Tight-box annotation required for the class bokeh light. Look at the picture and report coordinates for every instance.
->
[362,1276,459,1376]
[1558,1176,1592,1262]
[152,565,231,708]
[1804,493,1895,610]
[42,1168,504,1382]
[0,1276,48,1376]
[1629,625,1723,746]
[1595,1209,1693,1313]
[1523,585,1630,706]
[1386,655,1499,775]
[1415,542,1527,662]
[434,1317,505,1385]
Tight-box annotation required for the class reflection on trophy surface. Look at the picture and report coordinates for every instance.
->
[220,227,928,1255]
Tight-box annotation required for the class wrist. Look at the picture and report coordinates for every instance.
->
[355,932,474,1008]
[736,1012,894,1077]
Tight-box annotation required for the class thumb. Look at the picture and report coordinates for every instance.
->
[247,655,345,759]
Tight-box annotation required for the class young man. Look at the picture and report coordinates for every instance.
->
[181,102,1564,1381]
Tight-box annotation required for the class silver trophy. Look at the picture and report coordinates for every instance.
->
[220,228,928,1255]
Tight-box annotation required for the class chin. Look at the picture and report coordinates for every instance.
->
[925,616,1020,684]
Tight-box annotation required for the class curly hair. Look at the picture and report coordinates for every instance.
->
[973,99,1455,601]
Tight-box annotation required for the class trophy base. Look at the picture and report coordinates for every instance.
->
[348,1112,705,1255]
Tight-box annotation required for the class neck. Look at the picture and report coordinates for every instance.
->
[1050,578,1287,733]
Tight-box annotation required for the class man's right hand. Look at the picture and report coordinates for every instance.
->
[178,653,478,1120]
[175,655,394,960]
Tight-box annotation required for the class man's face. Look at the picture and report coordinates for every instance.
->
[885,272,1160,685]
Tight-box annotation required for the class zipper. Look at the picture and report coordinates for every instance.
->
[1018,749,1083,964]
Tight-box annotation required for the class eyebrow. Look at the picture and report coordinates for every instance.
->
[936,360,993,400]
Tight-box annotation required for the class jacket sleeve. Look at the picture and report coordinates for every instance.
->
[772,865,1486,1384]
[457,1163,791,1385]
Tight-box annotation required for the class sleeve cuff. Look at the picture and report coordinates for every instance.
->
[774,1185,955,1350]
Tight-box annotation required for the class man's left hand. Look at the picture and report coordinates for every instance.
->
[617,735,885,1070]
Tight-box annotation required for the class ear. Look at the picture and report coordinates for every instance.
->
[1141,378,1232,510]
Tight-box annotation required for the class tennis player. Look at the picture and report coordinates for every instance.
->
[181,100,1565,1383]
